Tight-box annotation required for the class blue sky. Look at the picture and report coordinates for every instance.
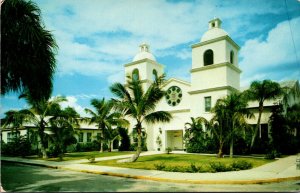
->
[1,0,300,117]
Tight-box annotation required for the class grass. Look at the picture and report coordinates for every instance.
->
[89,153,274,172]
[25,151,135,162]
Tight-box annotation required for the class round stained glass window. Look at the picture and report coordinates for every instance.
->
[165,86,182,106]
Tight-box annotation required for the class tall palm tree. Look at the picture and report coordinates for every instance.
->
[2,0,57,101]
[20,94,67,158]
[84,98,129,152]
[244,80,282,149]
[207,99,230,158]
[219,92,253,158]
[110,74,172,162]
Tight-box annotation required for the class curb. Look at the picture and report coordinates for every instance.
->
[1,160,61,169]
[3,159,300,185]
[61,167,300,185]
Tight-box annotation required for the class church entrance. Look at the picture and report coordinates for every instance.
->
[166,130,183,150]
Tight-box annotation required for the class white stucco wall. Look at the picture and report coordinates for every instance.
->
[191,66,228,91]
[190,89,230,121]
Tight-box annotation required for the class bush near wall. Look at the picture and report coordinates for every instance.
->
[74,140,107,152]
[1,136,34,157]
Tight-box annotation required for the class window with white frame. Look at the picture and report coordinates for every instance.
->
[204,96,212,112]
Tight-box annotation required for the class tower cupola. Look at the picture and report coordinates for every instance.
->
[133,43,156,62]
[201,18,228,42]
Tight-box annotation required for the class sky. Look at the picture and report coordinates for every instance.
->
[1,0,300,118]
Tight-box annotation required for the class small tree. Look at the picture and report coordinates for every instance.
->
[184,117,206,153]
[84,98,128,152]
[48,107,79,160]
[110,74,172,162]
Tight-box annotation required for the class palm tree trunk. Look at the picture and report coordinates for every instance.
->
[108,141,112,152]
[230,137,233,158]
[100,128,104,152]
[251,103,263,149]
[218,141,224,158]
[40,142,48,159]
[39,124,48,159]
[130,127,142,162]
[110,140,114,152]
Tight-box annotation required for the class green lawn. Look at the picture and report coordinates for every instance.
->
[25,151,135,162]
[89,153,274,172]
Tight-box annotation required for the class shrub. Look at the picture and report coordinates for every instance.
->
[1,135,33,157]
[189,162,202,173]
[75,140,105,152]
[209,162,231,172]
[231,160,252,170]
[154,162,166,170]
[265,150,281,160]
[167,166,182,172]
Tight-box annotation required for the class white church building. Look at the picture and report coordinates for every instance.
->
[2,18,299,151]
[124,18,240,151]
[123,18,299,151]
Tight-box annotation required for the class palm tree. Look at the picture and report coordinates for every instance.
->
[200,92,253,158]
[244,80,282,149]
[20,94,67,158]
[104,127,121,152]
[48,107,79,160]
[84,98,129,152]
[207,99,230,158]
[1,109,31,133]
[110,74,172,162]
[2,0,57,101]
[184,117,206,153]
[220,92,253,158]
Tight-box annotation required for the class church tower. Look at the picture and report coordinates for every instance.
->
[124,43,164,91]
[189,18,242,120]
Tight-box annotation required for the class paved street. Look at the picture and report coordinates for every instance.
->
[2,162,300,192]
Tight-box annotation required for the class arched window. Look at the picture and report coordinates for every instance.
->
[152,69,158,81]
[132,68,139,80]
[204,49,214,66]
[230,50,234,64]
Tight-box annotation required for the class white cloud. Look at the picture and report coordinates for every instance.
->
[59,96,88,117]
[240,17,300,86]
[33,0,300,87]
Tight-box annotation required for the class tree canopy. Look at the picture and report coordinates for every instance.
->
[1,0,57,101]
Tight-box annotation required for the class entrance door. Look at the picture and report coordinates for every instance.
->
[166,130,183,150]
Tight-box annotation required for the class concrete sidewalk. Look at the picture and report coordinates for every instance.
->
[2,152,300,184]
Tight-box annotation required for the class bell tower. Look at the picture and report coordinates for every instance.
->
[124,43,164,90]
[189,18,242,119]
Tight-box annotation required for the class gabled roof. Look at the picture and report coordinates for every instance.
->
[162,78,191,88]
